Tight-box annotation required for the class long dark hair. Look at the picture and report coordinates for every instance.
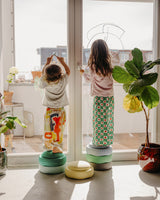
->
[88,39,112,76]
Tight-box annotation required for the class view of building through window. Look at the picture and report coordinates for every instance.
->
[7,0,153,154]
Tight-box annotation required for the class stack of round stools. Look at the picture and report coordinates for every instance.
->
[86,143,112,170]
[65,160,94,179]
[39,150,66,174]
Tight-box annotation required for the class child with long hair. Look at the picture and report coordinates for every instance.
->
[39,55,70,153]
[81,39,114,146]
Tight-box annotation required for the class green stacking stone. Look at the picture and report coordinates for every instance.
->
[86,154,112,164]
[39,151,66,167]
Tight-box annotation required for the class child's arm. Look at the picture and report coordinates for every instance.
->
[42,55,54,75]
[57,56,70,76]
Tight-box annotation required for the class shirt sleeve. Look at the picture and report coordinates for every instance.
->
[62,73,69,85]
[83,66,91,82]
[39,76,48,89]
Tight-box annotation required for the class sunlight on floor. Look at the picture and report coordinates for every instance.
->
[70,182,91,200]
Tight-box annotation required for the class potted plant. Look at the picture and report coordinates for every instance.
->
[112,48,160,172]
[0,110,26,175]
[4,66,19,105]
[31,66,42,82]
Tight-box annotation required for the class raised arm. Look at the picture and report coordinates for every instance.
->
[57,56,70,76]
[42,55,53,75]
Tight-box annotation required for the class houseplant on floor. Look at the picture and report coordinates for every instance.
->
[0,109,26,175]
[112,48,160,172]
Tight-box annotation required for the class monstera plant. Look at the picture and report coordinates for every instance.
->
[113,48,160,172]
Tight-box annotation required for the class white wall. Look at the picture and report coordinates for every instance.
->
[10,83,151,136]
[10,84,45,136]
[0,0,3,94]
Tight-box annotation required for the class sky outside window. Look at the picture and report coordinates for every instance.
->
[14,0,153,70]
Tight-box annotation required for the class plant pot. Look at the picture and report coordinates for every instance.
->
[4,91,14,105]
[137,143,160,173]
[0,148,7,175]
[31,71,42,82]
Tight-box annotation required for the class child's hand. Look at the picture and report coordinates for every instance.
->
[57,56,65,64]
[46,55,53,65]
[80,69,84,75]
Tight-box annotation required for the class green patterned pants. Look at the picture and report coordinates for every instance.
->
[92,96,114,146]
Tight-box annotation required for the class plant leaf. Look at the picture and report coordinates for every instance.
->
[6,120,15,129]
[15,117,27,128]
[0,126,9,133]
[123,83,131,93]
[142,73,158,85]
[141,86,159,109]
[0,111,9,117]
[124,60,140,78]
[113,66,136,83]
[129,80,145,96]
[132,48,143,71]
[142,59,160,74]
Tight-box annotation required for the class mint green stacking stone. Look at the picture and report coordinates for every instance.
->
[86,154,112,164]
[86,143,112,170]
[39,150,66,174]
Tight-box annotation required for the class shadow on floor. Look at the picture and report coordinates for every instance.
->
[23,169,114,200]
[130,170,160,200]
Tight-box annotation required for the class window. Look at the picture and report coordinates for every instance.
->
[1,0,160,166]
[82,0,154,154]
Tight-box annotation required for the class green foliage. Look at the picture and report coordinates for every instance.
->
[112,48,160,110]
[0,111,26,134]
[112,66,136,83]
[141,86,159,109]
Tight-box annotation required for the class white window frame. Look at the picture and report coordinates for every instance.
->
[0,0,160,166]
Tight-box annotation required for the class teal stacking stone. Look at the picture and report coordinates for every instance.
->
[39,150,66,174]
[86,154,112,164]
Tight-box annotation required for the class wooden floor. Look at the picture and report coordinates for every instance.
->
[5,132,148,153]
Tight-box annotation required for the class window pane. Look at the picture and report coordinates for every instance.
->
[5,0,68,154]
[82,0,153,151]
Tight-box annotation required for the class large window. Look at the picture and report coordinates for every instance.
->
[1,0,159,165]
[82,0,153,152]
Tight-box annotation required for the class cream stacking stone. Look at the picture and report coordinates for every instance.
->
[65,160,94,179]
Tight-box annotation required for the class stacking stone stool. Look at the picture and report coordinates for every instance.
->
[65,160,94,179]
[39,150,66,174]
[86,143,112,170]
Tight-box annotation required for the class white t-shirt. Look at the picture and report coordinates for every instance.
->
[39,74,69,108]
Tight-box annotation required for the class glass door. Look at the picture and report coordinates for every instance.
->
[11,0,75,161]
[80,0,154,160]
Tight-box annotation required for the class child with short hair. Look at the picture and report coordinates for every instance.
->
[81,39,114,146]
[39,55,70,153]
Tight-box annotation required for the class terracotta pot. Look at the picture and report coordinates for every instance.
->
[4,91,14,105]
[0,148,7,175]
[137,143,160,173]
[31,71,42,82]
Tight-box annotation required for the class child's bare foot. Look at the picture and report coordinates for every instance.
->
[52,146,63,153]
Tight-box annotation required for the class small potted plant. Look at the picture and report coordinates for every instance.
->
[31,66,42,82]
[0,110,26,175]
[112,48,160,172]
[4,66,19,105]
